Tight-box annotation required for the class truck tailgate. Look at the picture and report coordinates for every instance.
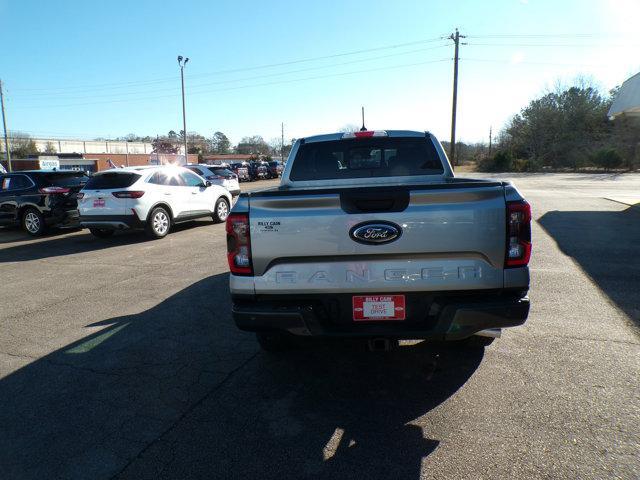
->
[247,183,506,294]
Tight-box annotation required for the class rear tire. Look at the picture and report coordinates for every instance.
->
[145,207,171,239]
[89,228,115,239]
[22,208,46,236]
[212,197,230,223]
[256,332,292,352]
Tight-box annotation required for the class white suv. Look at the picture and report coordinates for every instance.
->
[78,165,232,239]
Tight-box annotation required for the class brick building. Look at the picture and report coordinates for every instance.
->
[2,153,199,173]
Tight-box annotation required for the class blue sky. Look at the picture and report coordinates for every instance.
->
[1,0,638,145]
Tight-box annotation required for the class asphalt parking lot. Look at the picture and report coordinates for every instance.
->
[1,173,639,479]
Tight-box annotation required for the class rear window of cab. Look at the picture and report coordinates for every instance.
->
[289,137,444,181]
[83,172,140,189]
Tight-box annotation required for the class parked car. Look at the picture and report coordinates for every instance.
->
[227,130,531,352]
[185,164,241,199]
[241,162,258,181]
[229,162,250,182]
[0,170,88,235]
[78,165,232,239]
[256,162,270,180]
[267,160,284,178]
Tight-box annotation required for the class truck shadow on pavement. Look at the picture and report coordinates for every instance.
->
[538,205,640,328]
[0,274,484,480]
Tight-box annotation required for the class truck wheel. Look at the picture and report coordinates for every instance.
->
[145,207,171,239]
[22,208,46,236]
[89,228,115,239]
[212,197,230,223]
[256,332,292,352]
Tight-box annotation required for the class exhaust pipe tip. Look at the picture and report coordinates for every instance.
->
[475,328,502,339]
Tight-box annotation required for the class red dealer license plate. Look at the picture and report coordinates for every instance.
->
[93,199,105,208]
[353,295,405,321]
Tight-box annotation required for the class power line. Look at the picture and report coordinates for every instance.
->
[6,32,627,98]
[462,58,614,68]
[466,33,625,39]
[467,42,631,47]
[11,36,447,93]
[10,58,451,110]
[9,44,451,101]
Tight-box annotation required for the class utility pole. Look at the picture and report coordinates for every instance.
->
[488,126,493,156]
[281,122,284,163]
[178,56,189,162]
[448,28,465,168]
[0,79,11,172]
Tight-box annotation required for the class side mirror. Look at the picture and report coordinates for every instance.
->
[205,181,212,187]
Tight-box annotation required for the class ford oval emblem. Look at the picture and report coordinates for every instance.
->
[350,221,402,245]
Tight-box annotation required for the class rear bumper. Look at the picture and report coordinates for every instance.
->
[46,208,80,228]
[80,214,144,230]
[232,291,529,340]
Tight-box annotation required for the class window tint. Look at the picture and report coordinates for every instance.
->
[186,166,203,175]
[147,172,167,185]
[147,171,183,186]
[289,137,444,181]
[180,171,204,187]
[42,172,88,187]
[84,172,140,189]
[207,167,234,177]
[1,175,32,191]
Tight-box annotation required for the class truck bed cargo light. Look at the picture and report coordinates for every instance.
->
[342,130,388,139]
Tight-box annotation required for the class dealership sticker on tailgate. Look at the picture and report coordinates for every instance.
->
[353,295,405,321]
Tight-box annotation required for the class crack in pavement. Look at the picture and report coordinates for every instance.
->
[0,350,38,360]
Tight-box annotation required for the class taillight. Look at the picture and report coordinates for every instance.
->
[112,191,145,198]
[226,213,252,275]
[39,186,70,194]
[76,192,84,199]
[505,201,532,268]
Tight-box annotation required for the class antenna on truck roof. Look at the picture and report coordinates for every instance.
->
[360,106,367,131]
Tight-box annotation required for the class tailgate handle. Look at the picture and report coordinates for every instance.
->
[340,190,410,214]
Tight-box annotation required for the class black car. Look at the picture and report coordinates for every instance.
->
[0,170,89,235]
[242,162,258,181]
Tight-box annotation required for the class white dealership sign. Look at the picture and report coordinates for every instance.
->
[38,156,60,170]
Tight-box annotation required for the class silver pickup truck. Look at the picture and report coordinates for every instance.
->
[226,130,531,351]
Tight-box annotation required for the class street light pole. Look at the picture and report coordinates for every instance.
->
[178,56,189,162]
[0,79,11,172]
